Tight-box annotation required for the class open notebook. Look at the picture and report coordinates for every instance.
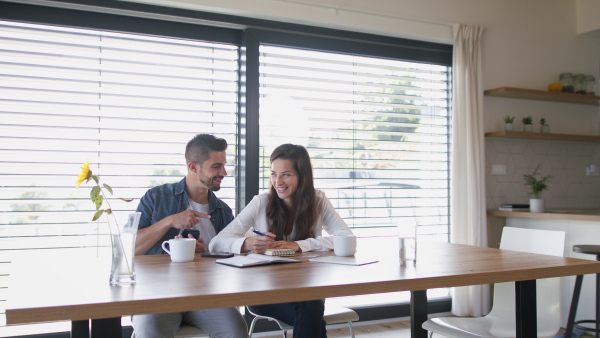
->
[216,253,300,268]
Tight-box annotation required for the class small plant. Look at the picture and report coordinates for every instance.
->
[540,117,547,125]
[76,161,133,225]
[504,115,515,123]
[523,166,553,199]
[522,116,533,125]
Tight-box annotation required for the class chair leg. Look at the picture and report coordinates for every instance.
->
[347,321,355,338]
[565,275,584,338]
[248,317,259,338]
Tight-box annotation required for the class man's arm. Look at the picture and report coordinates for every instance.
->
[135,210,210,255]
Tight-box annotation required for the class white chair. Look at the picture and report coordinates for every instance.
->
[422,227,566,338]
[247,303,359,338]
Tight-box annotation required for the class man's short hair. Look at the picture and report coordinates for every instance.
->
[185,134,228,165]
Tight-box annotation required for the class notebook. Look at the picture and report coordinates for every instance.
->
[216,253,300,268]
[264,249,296,257]
[308,255,378,266]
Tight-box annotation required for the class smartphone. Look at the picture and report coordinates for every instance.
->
[201,252,234,258]
[181,229,200,240]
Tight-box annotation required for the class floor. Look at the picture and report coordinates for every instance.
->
[251,317,416,338]
[252,317,598,338]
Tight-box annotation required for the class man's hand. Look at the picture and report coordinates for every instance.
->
[175,232,207,253]
[135,210,210,256]
[241,231,276,253]
[168,210,210,230]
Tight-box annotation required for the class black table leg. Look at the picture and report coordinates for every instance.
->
[71,318,121,338]
[411,290,428,338]
[593,254,600,338]
[71,320,89,338]
[515,280,537,338]
[91,318,122,338]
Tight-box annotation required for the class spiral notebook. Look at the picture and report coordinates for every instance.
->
[264,249,296,257]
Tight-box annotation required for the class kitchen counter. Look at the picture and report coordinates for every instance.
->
[487,209,600,222]
[487,208,600,327]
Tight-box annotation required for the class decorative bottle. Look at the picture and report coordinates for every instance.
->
[560,72,574,93]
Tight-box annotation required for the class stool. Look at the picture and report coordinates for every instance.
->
[564,245,600,338]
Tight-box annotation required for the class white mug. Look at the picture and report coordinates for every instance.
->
[333,235,357,257]
[162,238,196,262]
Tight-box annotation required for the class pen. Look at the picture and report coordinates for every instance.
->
[252,229,268,236]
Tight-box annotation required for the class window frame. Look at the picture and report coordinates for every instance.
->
[0,0,453,331]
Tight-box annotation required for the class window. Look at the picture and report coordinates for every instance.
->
[259,45,451,239]
[0,19,239,325]
[257,44,452,308]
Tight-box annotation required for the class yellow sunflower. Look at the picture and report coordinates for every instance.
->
[76,161,92,188]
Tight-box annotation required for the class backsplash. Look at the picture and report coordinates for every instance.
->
[485,138,600,210]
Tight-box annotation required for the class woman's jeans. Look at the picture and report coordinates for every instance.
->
[249,299,327,338]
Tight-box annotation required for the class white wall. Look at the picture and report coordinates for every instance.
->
[128,0,600,133]
[125,0,600,208]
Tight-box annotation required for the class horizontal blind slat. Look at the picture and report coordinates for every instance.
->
[259,44,450,232]
[0,20,239,249]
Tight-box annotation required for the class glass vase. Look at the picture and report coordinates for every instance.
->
[110,212,141,285]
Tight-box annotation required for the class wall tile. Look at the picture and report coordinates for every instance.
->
[485,138,600,210]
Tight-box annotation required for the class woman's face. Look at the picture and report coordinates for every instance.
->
[271,158,299,207]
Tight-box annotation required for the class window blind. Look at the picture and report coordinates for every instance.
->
[0,20,239,323]
[258,45,451,239]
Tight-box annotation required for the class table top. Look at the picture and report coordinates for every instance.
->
[7,238,600,325]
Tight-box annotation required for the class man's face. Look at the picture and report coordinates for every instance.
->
[198,151,227,191]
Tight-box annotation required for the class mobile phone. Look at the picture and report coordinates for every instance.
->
[181,229,200,240]
[201,252,234,258]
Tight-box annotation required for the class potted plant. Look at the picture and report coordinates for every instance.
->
[540,117,550,133]
[504,115,515,131]
[522,116,533,132]
[523,166,552,213]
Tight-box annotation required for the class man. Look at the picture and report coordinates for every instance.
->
[132,133,248,338]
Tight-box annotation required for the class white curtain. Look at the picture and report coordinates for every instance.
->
[450,23,490,317]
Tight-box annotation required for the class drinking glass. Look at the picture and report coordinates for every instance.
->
[398,220,417,266]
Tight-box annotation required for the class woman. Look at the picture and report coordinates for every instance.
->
[209,143,354,338]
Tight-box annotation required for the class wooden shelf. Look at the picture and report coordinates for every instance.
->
[484,87,600,105]
[485,130,600,142]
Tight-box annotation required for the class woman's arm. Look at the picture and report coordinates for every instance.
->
[295,190,353,252]
[209,194,272,254]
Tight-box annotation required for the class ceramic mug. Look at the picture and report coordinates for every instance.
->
[162,238,196,262]
[333,235,357,256]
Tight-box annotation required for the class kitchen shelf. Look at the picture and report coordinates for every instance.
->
[485,130,600,142]
[484,87,600,106]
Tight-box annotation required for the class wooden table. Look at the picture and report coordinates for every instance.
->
[6,239,600,338]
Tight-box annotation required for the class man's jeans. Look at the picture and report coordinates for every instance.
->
[131,307,248,338]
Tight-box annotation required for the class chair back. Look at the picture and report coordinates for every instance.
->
[489,227,565,337]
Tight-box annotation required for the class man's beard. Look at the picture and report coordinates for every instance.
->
[200,175,223,191]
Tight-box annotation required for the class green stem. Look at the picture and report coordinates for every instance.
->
[99,184,133,277]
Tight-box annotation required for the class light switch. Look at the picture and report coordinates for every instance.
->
[492,165,506,175]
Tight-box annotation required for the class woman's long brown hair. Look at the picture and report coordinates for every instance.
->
[266,144,317,240]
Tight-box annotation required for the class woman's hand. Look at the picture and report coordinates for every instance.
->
[268,240,301,252]
[242,231,276,253]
